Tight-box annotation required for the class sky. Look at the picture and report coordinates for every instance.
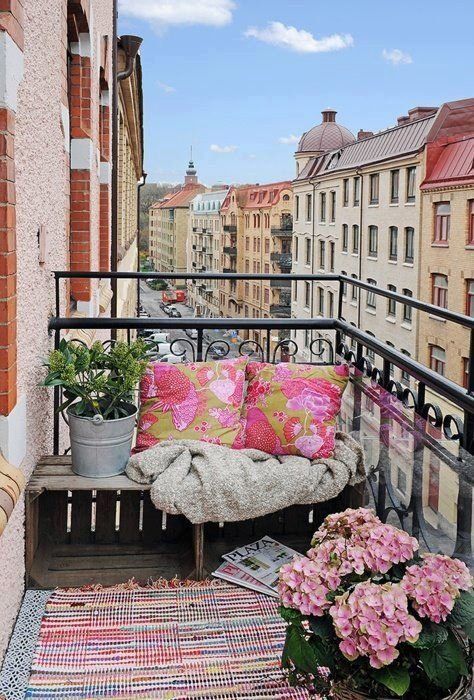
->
[118,0,474,186]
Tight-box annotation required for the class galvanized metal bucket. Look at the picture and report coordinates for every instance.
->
[67,403,137,478]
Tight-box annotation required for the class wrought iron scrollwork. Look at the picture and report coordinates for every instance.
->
[239,340,265,361]
[204,340,230,361]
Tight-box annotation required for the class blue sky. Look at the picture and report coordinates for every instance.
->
[119,0,474,186]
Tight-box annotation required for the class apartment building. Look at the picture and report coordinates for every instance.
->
[187,188,228,317]
[219,182,293,346]
[292,101,474,385]
[0,0,115,659]
[116,39,144,322]
[149,160,205,279]
[418,116,474,389]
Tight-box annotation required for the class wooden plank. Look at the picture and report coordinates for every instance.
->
[28,469,145,493]
[283,505,313,535]
[142,493,162,545]
[39,491,69,544]
[70,491,93,544]
[119,491,142,543]
[95,491,118,544]
[253,510,285,538]
[25,492,39,584]
[161,513,190,543]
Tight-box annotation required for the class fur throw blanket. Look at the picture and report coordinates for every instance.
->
[126,433,365,524]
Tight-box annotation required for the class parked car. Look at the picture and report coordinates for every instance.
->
[168,308,182,318]
[159,353,186,364]
[209,346,226,359]
[147,332,170,344]
[185,329,198,339]
[145,342,171,357]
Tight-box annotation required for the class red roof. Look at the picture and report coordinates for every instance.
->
[421,135,474,189]
[221,181,291,211]
[153,183,205,209]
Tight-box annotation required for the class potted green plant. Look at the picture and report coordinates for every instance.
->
[43,338,148,477]
[279,507,473,699]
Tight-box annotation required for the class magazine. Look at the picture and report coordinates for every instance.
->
[220,536,299,593]
[212,561,279,598]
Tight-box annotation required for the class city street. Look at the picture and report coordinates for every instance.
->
[139,281,242,360]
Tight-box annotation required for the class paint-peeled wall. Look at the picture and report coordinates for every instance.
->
[0,0,113,659]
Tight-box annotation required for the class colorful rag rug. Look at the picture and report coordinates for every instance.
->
[24,580,310,699]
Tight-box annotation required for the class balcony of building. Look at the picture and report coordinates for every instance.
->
[5,271,473,698]
[270,278,291,290]
[270,251,292,270]
[223,245,237,256]
[271,215,293,236]
[223,224,237,233]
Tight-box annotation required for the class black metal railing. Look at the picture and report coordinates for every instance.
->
[223,246,237,256]
[50,271,474,562]
[223,224,237,232]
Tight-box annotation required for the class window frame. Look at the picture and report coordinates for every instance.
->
[342,224,348,252]
[306,193,312,222]
[366,279,377,309]
[387,285,396,317]
[468,200,474,245]
[353,177,360,206]
[330,190,336,222]
[319,192,326,222]
[404,227,414,263]
[402,289,413,324]
[368,225,378,257]
[430,345,446,376]
[390,169,399,203]
[319,240,325,269]
[406,166,416,203]
[389,226,398,261]
[369,173,379,205]
[343,179,349,207]
[433,202,450,244]
[352,224,359,254]
[432,274,448,309]
[304,281,311,309]
[466,279,474,316]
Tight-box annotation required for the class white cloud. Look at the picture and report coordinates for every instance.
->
[157,81,176,93]
[210,144,238,153]
[382,48,413,65]
[248,154,257,159]
[244,22,353,54]
[119,0,235,31]
[279,134,300,144]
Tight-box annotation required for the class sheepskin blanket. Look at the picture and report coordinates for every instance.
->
[126,433,365,524]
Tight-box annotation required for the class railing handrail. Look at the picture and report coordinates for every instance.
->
[53,271,474,330]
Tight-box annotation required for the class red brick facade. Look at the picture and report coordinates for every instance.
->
[0,3,23,416]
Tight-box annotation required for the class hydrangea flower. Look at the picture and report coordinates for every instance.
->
[401,553,472,623]
[330,582,422,669]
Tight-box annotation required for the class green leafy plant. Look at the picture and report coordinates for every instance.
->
[43,338,149,420]
[279,508,473,699]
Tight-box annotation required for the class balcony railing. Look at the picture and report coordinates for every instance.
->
[223,224,237,233]
[50,271,474,564]
[271,216,293,236]
[270,252,292,269]
[223,246,237,256]
[270,278,291,289]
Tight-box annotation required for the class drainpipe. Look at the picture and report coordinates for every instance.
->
[356,169,364,329]
[136,171,147,315]
[309,179,320,348]
[110,29,143,325]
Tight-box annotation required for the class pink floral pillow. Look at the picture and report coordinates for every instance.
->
[242,362,349,459]
[135,357,247,452]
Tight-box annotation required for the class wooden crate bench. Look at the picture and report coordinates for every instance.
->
[26,456,365,589]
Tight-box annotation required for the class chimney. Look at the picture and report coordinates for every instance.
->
[357,129,374,140]
[322,109,337,123]
[407,106,438,122]
[397,115,410,125]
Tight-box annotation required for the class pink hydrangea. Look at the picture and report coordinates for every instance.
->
[330,582,422,669]
[362,524,418,574]
[401,554,473,623]
[312,507,382,545]
[279,555,332,617]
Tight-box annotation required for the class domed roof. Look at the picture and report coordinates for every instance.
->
[298,109,355,153]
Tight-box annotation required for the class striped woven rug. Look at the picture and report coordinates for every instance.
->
[25,580,310,699]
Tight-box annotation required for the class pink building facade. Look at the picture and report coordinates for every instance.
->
[0,0,114,658]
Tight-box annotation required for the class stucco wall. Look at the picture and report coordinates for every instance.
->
[0,0,113,660]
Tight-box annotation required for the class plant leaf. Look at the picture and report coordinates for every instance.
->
[410,620,448,648]
[308,615,333,640]
[420,631,468,689]
[449,590,474,641]
[279,607,303,625]
[372,666,410,697]
[282,624,326,674]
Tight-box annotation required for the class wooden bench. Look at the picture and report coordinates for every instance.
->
[25,456,364,589]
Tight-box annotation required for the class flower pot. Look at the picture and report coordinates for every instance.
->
[331,675,472,700]
[67,403,137,478]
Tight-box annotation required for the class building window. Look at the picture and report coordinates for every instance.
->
[342,224,348,251]
[387,284,396,316]
[318,287,324,315]
[463,357,469,389]
[320,192,326,222]
[402,289,412,323]
[304,330,310,348]
[368,226,378,257]
[467,279,474,316]
[366,331,375,361]
[366,279,376,309]
[369,173,379,204]
[328,291,334,317]
[295,195,299,221]
[401,349,411,385]
[293,282,298,302]
[389,226,398,260]
[306,194,312,221]
[353,177,360,206]
[434,202,450,243]
[406,167,416,203]
[343,179,349,207]
[430,345,446,376]
[468,200,474,245]
[386,341,395,376]
[294,236,298,262]
[319,240,325,269]
[404,227,414,262]
[329,241,335,272]
[351,274,358,301]
[304,282,310,308]
[390,170,399,203]
[432,274,448,308]
[330,191,336,222]
[244,282,250,296]
[305,238,311,265]
[352,224,359,253]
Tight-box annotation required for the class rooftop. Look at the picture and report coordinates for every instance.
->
[422,134,474,189]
